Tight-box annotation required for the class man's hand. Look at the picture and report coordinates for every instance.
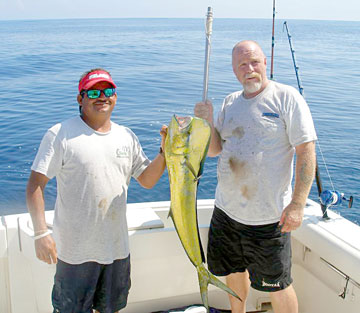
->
[194,99,223,157]
[279,202,304,233]
[160,125,167,152]
[35,234,57,264]
[194,100,214,124]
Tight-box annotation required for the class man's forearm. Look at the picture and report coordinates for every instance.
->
[27,185,48,232]
[137,154,166,189]
[207,125,222,157]
[26,171,50,233]
[292,141,316,207]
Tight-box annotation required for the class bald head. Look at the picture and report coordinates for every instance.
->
[231,40,268,98]
[232,40,266,59]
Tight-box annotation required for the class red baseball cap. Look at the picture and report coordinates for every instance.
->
[78,70,117,92]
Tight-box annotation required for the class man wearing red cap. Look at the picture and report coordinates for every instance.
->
[26,68,167,313]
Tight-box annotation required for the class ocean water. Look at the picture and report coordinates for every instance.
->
[0,18,359,224]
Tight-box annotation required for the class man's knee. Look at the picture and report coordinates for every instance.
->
[270,284,298,313]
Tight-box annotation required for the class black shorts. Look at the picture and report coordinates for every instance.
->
[52,255,131,313]
[207,207,293,292]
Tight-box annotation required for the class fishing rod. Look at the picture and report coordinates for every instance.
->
[202,6,213,102]
[270,0,276,80]
[283,21,353,219]
[283,22,304,96]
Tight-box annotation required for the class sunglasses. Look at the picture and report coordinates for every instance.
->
[81,88,116,99]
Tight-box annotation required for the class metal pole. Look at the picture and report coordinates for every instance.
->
[270,0,275,80]
[202,7,213,102]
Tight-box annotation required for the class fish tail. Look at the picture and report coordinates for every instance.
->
[208,270,242,301]
[197,264,210,312]
[197,263,242,312]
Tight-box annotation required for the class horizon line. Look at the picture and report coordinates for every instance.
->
[1,17,359,23]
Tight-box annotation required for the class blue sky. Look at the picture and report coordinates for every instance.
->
[0,0,359,21]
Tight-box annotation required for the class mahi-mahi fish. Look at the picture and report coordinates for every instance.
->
[164,115,242,311]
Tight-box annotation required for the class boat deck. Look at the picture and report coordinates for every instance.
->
[1,199,360,313]
[151,305,273,312]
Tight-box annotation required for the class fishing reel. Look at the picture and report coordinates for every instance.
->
[319,190,353,219]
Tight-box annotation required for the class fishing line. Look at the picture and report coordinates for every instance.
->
[316,138,335,191]
[281,21,355,218]
[282,22,334,190]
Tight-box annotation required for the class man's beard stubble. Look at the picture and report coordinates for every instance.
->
[243,73,262,94]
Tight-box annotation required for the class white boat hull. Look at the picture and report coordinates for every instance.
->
[1,199,359,313]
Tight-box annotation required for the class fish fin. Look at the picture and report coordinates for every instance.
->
[184,158,199,181]
[195,196,206,263]
[168,205,199,268]
[197,263,242,311]
[197,132,211,180]
[167,207,173,219]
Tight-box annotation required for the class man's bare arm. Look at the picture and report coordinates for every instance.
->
[26,171,57,264]
[279,141,316,232]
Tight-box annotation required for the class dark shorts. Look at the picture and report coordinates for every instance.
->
[207,207,293,292]
[52,255,131,313]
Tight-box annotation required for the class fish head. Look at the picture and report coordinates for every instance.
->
[165,115,193,155]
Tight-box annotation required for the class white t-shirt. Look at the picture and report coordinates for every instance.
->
[31,116,150,264]
[215,81,317,225]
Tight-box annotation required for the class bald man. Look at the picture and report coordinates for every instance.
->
[195,41,317,313]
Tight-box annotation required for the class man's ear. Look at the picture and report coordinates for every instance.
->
[77,94,82,105]
[77,94,83,114]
